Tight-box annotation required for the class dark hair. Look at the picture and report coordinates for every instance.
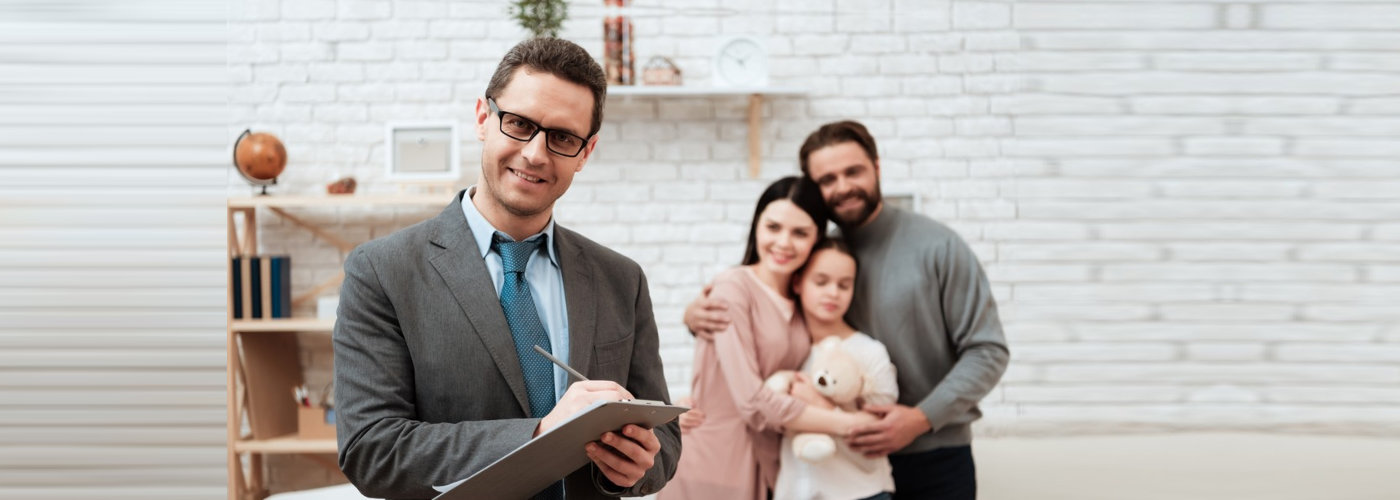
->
[798,120,879,177]
[484,37,608,137]
[807,238,858,275]
[741,176,830,266]
[793,237,859,308]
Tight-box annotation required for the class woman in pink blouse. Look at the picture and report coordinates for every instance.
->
[660,177,878,500]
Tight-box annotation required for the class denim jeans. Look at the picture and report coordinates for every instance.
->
[890,445,976,500]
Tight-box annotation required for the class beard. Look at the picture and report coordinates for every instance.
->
[827,183,882,227]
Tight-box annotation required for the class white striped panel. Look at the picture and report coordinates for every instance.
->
[0,1,231,497]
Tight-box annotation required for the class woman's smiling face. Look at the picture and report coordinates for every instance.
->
[753,199,819,278]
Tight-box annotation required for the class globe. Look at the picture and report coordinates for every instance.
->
[233,129,287,195]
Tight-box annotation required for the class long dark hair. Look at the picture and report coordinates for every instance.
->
[741,176,830,265]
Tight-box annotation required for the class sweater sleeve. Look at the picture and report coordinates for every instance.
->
[916,234,1011,432]
[709,273,807,433]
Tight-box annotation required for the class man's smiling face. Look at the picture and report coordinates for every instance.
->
[807,141,882,227]
[475,67,597,219]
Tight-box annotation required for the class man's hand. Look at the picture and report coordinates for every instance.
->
[788,373,835,409]
[586,424,661,488]
[845,403,932,458]
[683,284,729,341]
[675,396,705,433]
[536,381,633,436]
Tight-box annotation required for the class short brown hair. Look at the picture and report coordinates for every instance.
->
[798,120,879,177]
[484,37,607,137]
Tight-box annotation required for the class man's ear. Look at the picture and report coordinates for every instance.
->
[575,135,599,172]
[474,97,490,141]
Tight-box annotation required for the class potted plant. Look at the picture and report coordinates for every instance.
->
[509,0,568,38]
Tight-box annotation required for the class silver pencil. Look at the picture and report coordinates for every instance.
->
[533,344,589,381]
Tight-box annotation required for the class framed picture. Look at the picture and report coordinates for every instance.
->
[385,122,460,181]
[883,189,921,213]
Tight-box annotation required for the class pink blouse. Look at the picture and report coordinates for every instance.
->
[660,267,811,500]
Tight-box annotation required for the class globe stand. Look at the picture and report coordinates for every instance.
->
[255,179,276,196]
[241,177,276,196]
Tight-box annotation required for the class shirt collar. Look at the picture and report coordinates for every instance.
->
[461,185,559,267]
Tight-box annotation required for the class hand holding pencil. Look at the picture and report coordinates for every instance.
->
[531,345,632,436]
[528,344,660,488]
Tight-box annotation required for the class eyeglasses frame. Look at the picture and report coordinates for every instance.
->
[485,97,591,158]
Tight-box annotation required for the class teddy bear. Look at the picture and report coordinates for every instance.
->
[765,336,869,462]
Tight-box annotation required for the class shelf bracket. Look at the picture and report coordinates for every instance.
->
[747,93,762,178]
[268,207,356,254]
[293,272,344,308]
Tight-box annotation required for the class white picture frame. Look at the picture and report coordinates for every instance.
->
[883,189,921,214]
[385,121,460,181]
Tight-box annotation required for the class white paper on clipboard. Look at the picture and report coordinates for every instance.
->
[432,399,687,499]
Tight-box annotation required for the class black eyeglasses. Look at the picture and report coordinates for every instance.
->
[486,97,590,158]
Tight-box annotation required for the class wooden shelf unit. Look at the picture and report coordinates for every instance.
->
[226,194,444,500]
[231,319,336,333]
[234,435,339,454]
[607,86,807,178]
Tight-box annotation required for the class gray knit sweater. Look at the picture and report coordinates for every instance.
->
[842,205,1010,453]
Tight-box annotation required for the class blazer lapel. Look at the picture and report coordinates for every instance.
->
[555,227,597,378]
[426,192,530,415]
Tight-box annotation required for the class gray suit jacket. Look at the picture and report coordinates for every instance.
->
[333,192,680,499]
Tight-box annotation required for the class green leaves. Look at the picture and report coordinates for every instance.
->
[509,0,569,38]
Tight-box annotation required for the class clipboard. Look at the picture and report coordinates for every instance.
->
[433,399,687,500]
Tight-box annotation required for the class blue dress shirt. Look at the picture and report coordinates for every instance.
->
[461,187,571,403]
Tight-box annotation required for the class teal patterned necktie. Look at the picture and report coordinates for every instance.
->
[492,235,564,500]
[492,235,557,419]
[493,235,565,500]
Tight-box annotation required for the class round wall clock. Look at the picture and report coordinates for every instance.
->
[712,35,768,87]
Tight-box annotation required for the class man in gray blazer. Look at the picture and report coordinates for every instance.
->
[334,38,679,500]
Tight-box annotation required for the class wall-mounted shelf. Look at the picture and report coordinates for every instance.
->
[609,86,805,97]
[228,194,446,209]
[231,319,335,333]
[233,435,338,454]
[608,86,807,178]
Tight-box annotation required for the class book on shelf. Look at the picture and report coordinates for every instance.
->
[232,255,292,320]
[270,256,290,318]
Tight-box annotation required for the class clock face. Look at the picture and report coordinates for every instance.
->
[715,37,767,87]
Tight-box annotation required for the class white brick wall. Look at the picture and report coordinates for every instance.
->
[228,1,1400,471]
[1008,0,1400,436]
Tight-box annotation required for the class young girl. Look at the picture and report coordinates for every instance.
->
[661,177,878,500]
[775,239,899,500]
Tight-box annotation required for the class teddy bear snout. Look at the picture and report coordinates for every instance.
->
[816,374,830,387]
